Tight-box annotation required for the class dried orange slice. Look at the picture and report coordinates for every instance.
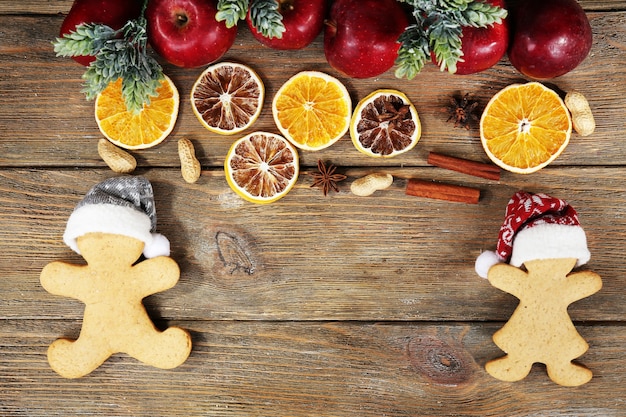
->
[350,89,421,158]
[272,71,351,151]
[191,62,264,135]
[480,82,572,174]
[95,75,179,150]
[224,132,299,204]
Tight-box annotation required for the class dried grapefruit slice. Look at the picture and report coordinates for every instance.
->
[480,82,572,174]
[191,62,264,135]
[350,89,421,157]
[224,132,299,204]
[272,71,351,151]
[95,75,179,150]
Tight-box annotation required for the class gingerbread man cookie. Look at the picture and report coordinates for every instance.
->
[40,176,191,378]
[487,258,601,386]
[476,191,602,386]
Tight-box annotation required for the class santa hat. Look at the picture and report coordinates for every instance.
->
[475,191,590,278]
[63,176,170,258]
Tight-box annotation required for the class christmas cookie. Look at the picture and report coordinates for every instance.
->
[475,191,602,386]
[40,176,192,378]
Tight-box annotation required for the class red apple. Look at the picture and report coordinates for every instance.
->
[508,0,592,79]
[60,0,143,66]
[246,0,327,50]
[146,0,238,68]
[441,0,509,75]
[323,0,409,79]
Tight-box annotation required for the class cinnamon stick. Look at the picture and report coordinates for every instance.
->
[405,179,480,204]
[427,152,500,181]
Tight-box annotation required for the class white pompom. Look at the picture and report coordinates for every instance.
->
[143,233,170,258]
[475,250,500,279]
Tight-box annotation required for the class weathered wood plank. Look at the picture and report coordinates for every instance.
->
[2,168,623,321]
[0,12,625,168]
[1,320,623,417]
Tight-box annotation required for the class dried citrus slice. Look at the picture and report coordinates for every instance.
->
[480,82,572,174]
[272,71,351,151]
[95,75,179,150]
[224,132,299,204]
[350,89,421,157]
[191,62,264,135]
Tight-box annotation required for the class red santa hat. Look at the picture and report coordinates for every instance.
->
[475,191,590,278]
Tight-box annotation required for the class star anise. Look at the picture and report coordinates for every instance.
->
[445,93,480,130]
[310,159,347,196]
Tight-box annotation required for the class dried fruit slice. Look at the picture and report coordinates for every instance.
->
[191,62,264,135]
[350,89,421,158]
[272,71,351,151]
[224,132,299,204]
[480,82,572,174]
[95,75,179,150]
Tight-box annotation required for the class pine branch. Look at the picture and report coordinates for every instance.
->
[216,0,250,28]
[394,26,430,80]
[53,16,163,113]
[249,0,285,39]
[395,0,508,77]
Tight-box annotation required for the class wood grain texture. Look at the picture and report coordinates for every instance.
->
[1,320,624,417]
[1,2,625,416]
[1,168,623,322]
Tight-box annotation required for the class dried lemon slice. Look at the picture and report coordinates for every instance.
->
[272,71,351,151]
[224,132,299,204]
[480,82,572,174]
[191,62,264,135]
[95,75,179,150]
[350,89,421,157]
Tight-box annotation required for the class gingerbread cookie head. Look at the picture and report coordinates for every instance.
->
[63,175,170,259]
[475,190,591,278]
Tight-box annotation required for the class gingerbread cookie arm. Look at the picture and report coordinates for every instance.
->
[40,262,91,302]
[487,263,526,298]
[565,270,602,301]
[132,256,180,297]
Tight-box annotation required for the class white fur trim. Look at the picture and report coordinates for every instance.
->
[143,233,170,258]
[510,223,590,267]
[475,250,501,279]
[63,204,152,254]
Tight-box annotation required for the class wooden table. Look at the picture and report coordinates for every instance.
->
[2,1,625,416]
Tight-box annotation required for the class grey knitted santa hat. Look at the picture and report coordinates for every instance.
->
[63,176,170,258]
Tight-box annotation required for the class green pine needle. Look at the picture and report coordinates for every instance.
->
[53,17,163,113]
[249,0,285,39]
[395,0,508,77]
[216,0,250,28]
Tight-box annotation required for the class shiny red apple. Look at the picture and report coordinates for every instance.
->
[446,0,509,75]
[146,0,238,68]
[246,0,327,50]
[323,0,409,79]
[508,0,593,79]
[60,0,143,66]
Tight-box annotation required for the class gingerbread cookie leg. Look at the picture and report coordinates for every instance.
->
[124,326,192,370]
[47,335,112,379]
[546,359,593,387]
[486,354,533,382]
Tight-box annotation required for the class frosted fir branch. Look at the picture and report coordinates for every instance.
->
[216,0,250,28]
[394,26,430,80]
[249,0,285,39]
[395,0,508,77]
[53,23,116,58]
[54,17,163,113]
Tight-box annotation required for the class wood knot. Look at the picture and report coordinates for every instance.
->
[407,336,474,386]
